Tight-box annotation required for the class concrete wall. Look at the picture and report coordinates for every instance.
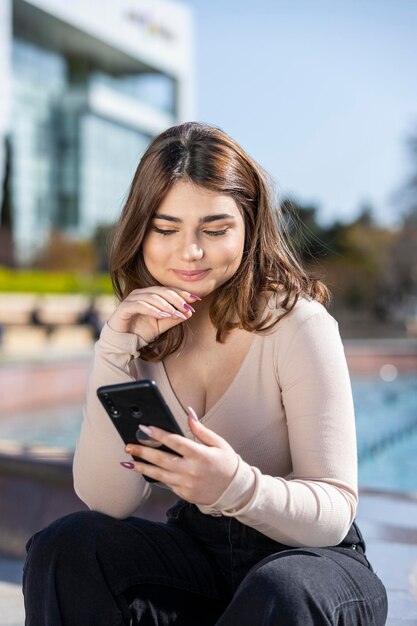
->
[0,452,176,557]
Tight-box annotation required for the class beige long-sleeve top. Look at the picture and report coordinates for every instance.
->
[73,296,358,548]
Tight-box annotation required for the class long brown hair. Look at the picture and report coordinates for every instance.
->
[109,122,330,361]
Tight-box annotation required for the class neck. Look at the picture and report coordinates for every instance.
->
[185,291,216,335]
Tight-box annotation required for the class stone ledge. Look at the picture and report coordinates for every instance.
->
[0,449,176,559]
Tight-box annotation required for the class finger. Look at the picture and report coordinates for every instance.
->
[125,443,182,469]
[137,296,191,320]
[146,286,201,302]
[132,287,200,311]
[126,293,193,321]
[130,293,178,317]
[120,299,176,321]
[130,459,180,485]
[164,288,200,311]
[140,293,190,317]
[136,425,199,456]
[187,410,228,448]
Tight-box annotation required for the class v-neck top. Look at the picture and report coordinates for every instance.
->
[158,331,260,425]
[73,296,358,548]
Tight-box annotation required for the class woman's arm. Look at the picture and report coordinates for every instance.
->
[73,286,196,518]
[199,306,358,547]
[73,323,152,518]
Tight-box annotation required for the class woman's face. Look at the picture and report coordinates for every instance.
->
[142,180,246,298]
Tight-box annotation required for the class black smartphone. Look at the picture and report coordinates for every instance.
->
[97,379,184,483]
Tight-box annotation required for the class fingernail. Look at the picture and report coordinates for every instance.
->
[139,424,153,436]
[183,303,195,313]
[173,311,187,320]
[158,311,172,318]
[188,294,202,301]
[125,445,133,453]
[120,462,135,469]
[187,406,199,422]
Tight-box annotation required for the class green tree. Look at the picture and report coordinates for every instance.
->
[281,197,336,263]
[401,130,417,216]
[93,224,116,273]
[328,208,395,313]
[32,230,98,273]
[379,128,417,314]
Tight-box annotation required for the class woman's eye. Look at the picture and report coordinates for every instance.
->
[205,229,228,236]
[152,227,176,236]
[152,227,228,237]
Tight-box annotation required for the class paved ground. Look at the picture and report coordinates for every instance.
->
[0,556,24,626]
[358,490,417,624]
[0,490,416,625]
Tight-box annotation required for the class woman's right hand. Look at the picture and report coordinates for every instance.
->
[107,287,199,343]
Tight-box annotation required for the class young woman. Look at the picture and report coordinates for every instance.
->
[23,122,388,625]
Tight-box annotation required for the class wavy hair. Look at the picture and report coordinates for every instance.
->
[109,122,330,361]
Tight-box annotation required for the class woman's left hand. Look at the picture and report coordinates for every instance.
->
[122,408,239,505]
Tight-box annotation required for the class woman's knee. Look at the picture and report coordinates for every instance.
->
[25,510,118,571]
[226,551,332,625]
[231,550,386,626]
[244,550,322,600]
[23,512,139,623]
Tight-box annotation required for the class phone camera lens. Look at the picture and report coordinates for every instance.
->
[130,405,143,418]
[111,408,121,417]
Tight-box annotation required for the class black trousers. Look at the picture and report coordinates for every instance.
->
[23,500,388,625]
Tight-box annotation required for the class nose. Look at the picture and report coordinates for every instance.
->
[178,238,204,262]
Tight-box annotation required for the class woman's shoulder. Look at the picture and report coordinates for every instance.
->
[261,292,337,340]
[265,291,330,321]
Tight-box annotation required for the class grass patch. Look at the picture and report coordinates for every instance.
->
[0,267,113,294]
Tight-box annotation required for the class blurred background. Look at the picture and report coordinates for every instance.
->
[0,0,416,623]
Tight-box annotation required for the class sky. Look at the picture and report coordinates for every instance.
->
[184,0,417,226]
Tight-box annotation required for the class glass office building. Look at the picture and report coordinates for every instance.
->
[0,0,194,265]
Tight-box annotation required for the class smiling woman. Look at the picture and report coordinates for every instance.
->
[22,122,388,626]
[108,122,330,363]
[142,181,245,297]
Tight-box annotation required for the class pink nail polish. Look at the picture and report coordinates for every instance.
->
[187,406,199,422]
[158,311,172,318]
[120,462,135,469]
[139,424,153,436]
[188,294,202,301]
[173,311,187,320]
[183,303,195,313]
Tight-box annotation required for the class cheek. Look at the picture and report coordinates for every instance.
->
[143,236,167,264]
[215,234,245,269]
[227,228,245,259]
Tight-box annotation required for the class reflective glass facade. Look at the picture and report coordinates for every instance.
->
[78,114,150,234]
[90,71,176,115]
[1,0,192,266]
[12,38,67,260]
[10,48,179,263]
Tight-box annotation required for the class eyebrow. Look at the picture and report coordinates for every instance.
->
[153,213,236,224]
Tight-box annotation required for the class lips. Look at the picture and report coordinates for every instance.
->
[172,269,210,281]
[173,269,208,275]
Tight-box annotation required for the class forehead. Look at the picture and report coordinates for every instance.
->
[155,180,242,217]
